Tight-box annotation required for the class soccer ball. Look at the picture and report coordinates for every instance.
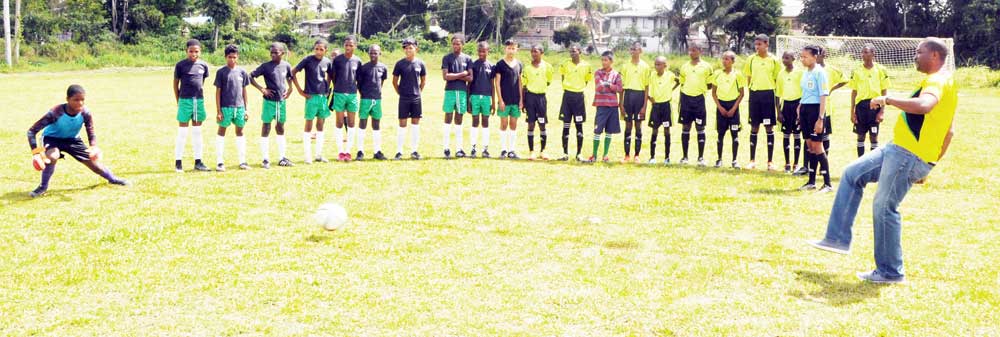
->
[315,203,348,231]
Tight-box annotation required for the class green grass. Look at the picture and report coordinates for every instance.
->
[1,64,999,336]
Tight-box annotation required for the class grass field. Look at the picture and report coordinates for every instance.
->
[1,63,999,336]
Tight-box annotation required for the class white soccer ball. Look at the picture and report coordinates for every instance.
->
[315,203,348,231]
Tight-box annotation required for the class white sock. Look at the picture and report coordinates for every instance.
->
[175,127,188,160]
[455,123,463,150]
[277,135,286,158]
[302,132,313,162]
[470,127,479,149]
[260,136,270,161]
[216,135,225,164]
[191,126,203,160]
[373,130,382,152]
[500,128,508,151]
[442,122,451,151]
[410,124,421,152]
[482,127,490,148]
[315,131,325,158]
[236,136,246,163]
[335,128,345,154]
[347,127,357,154]
[357,128,366,153]
[397,127,407,154]
[508,130,517,152]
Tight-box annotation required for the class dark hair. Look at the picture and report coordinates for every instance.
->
[270,42,285,52]
[67,84,86,98]
[569,43,581,52]
[344,35,357,44]
[922,37,949,59]
[631,41,642,49]
[802,45,821,57]
[477,41,490,49]
[754,34,769,43]
[314,39,328,47]
[688,44,702,51]
[601,50,614,60]
[401,37,417,47]
[504,39,517,46]
[452,34,465,42]
[186,39,201,48]
[531,44,543,53]
[224,44,239,56]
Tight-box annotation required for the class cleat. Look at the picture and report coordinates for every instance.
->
[394,152,404,160]
[470,148,478,158]
[527,151,536,160]
[602,156,610,163]
[747,161,757,170]
[857,270,905,284]
[793,166,809,176]
[456,149,466,158]
[29,186,47,198]
[622,155,631,163]
[216,163,226,172]
[508,151,519,159]
[355,151,365,161]
[315,156,329,163]
[175,160,183,173]
[648,158,657,164]
[373,151,387,160]
[262,160,271,169]
[482,149,491,158]
[784,164,792,174]
[194,160,209,172]
[444,149,451,159]
[278,158,294,167]
[818,184,834,193]
[767,162,776,171]
[585,155,596,163]
[411,152,421,160]
[239,163,250,170]
[697,158,707,167]
[499,150,507,159]
[732,161,741,169]
[557,155,569,161]
[108,178,130,186]
[664,158,671,165]
[799,183,817,191]
[714,160,723,168]
[576,154,585,162]
[679,158,689,165]
[538,153,550,160]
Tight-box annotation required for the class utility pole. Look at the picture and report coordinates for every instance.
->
[462,0,467,35]
[353,0,363,35]
[3,0,11,67]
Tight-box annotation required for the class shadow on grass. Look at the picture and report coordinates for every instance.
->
[305,234,332,243]
[749,187,802,195]
[1,184,102,204]
[791,270,886,306]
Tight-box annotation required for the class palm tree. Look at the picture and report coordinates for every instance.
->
[576,0,600,53]
[663,0,696,52]
[692,0,744,55]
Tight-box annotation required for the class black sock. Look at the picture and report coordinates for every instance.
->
[818,152,831,186]
[766,132,775,163]
[807,152,817,184]
[624,128,632,156]
[793,135,802,167]
[650,131,658,159]
[527,131,535,152]
[782,134,791,165]
[681,131,690,159]
[857,139,865,157]
[664,129,671,159]
[716,131,725,161]
[562,124,570,154]
[697,130,706,159]
[634,128,642,157]
[731,130,740,162]
[540,130,547,152]
[575,123,584,155]
[823,139,830,152]
[871,142,879,152]
[749,132,758,161]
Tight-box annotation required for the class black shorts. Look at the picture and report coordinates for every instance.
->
[853,99,883,135]
[524,92,548,124]
[679,93,707,126]
[648,102,673,128]
[43,136,91,162]
[823,115,833,140]
[716,100,741,132]
[799,104,823,141]
[623,89,646,120]
[748,89,777,126]
[398,98,423,119]
[780,99,800,134]
[594,106,621,134]
[559,91,586,123]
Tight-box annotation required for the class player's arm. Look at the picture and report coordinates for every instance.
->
[517,75,524,110]
[249,75,270,97]
[242,87,250,121]
[711,82,724,115]
[392,75,400,94]
[816,94,827,134]
[82,111,97,148]
[216,87,223,122]
[419,74,426,92]
[173,78,180,104]
[873,92,939,115]
[494,75,504,111]
[291,67,308,98]
[26,112,56,151]
[850,90,859,124]
[939,124,954,160]
[732,85,744,116]
[284,77,294,100]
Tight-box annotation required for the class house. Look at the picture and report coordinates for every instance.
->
[780,0,805,35]
[298,19,341,38]
[513,6,605,50]
[182,16,213,26]
[603,9,670,52]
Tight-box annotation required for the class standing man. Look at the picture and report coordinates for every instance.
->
[441,34,473,159]
[521,44,554,160]
[557,44,592,161]
[850,44,891,157]
[744,34,782,171]
[776,51,804,173]
[328,36,364,161]
[677,45,713,166]
[620,42,651,163]
[468,41,496,158]
[292,39,333,164]
[810,38,956,284]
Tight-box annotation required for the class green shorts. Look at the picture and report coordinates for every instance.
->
[219,106,247,128]
[305,94,331,120]
[469,94,492,116]
[443,90,468,113]
[497,104,521,118]
[262,99,287,123]
[331,92,359,112]
[359,99,383,120]
[177,98,207,123]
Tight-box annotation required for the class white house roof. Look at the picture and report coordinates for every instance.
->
[604,10,659,18]
[183,16,213,25]
[782,0,803,17]
[300,19,339,25]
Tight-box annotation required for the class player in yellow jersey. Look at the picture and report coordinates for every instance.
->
[849,44,891,157]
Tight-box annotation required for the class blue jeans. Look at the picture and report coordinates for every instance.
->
[823,144,933,278]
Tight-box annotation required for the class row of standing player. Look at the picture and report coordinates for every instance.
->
[171,35,890,178]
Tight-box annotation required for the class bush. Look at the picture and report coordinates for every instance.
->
[553,22,590,49]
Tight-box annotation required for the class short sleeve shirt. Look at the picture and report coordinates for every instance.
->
[214,66,250,107]
[357,62,388,100]
[521,60,554,95]
[559,60,593,93]
[777,67,804,101]
[743,53,781,91]
[713,69,745,101]
[441,53,473,91]
[393,58,427,100]
[648,70,677,103]
[893,71,957,163]
[800,65,830,105]
[330,54,363,94]
[621,59,651,91]
[174,59,211,99]
[294,55,332,95]
[849,63,891,104]
[469,59,496,96]
[250,60,293,101]
[679,60,714,96]
[494,59,523,105]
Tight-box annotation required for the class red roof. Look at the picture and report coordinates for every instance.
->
[527,6,595,18]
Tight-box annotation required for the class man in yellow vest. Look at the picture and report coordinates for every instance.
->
[810,38,957,284]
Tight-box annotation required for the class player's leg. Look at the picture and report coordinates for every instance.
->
[345,98,358,160]
[315,115,328,162]
[648,116,659,162]
[749,122,760,167]
[409,100,423,159]
[30,147,61,197]
[480,112,491,158]
[870,145,931,280]
[443,109,454,158]
[275,100,291,166]
[814,146,884,253]
[454,93,467,158]
[303,118,315,164]
[508,114,520,159]
[730,127,740,167]
[396,100,410,159]
[559,93,571,158]
[764,124,775,170]
[235,119,247,169]
[537,95,548,158]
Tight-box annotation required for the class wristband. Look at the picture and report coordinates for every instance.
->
[32,147,44,155]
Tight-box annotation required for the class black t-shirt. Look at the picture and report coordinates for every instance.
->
[441,52,473,91]
[393,58,427,101]
[213,66,250,108]
[174,59,211,99]
[469,59,496,96]
[250,60,293,101]
[294,55,332,95]
[495,59,522,105]
[329,54,363,94]
[357,62,388,100]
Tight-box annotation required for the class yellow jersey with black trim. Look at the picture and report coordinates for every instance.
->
[776,67,803,101]
[521,60,554,94]
[621,59,651,91]
[679,60,714,96]
[559,60,593,93]
[712,68,745,101]
[648,70,677,103]
[743,53,781,91]
[893,71,958,163]
[823,65,846,116]
[849,63,891,104]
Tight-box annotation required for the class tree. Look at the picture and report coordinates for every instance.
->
[202,0,235,50]
[694,0,744,54]
[799,0,869,36]
[663,0,697,52]
[954,0,1000,68]
[565,0,619,14]
[552,22,589,48]
[344,0,430,38]
[724,0,780,52]
[434,0,526,42]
